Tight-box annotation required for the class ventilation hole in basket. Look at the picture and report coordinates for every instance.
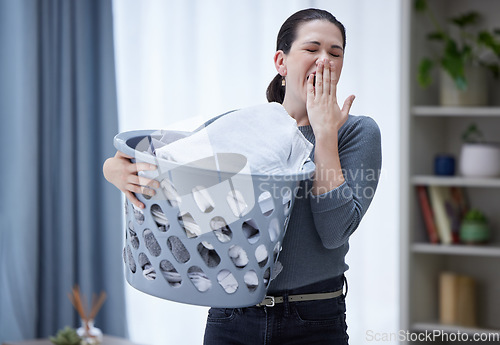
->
[188,266,211,292]
[226,189,249,217]
[228,245,249,268]
[282,188,292,216]
[160,178,181,208]
[151,204,169,232]
[217,270,238,294]
[126,246,136,273]
[255,244,268,268]
[244,270,259,292]
[143,229,161,257]
[178,212,201,238]
[128,221,140,249]
[263,268,271,287]
[273,241,282,262]
[268,218,280,242]
[132,204,145,224]
[197,242,221,268]
[192,185,215,213]
[142,191,152,200]
[159,260,182,287]
[167,236,190,264]
[258,191,274,216]
[242,219,260,244]
[138,253,156,280]
[210,216,232,243]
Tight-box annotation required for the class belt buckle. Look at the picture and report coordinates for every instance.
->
[259,296,275,307]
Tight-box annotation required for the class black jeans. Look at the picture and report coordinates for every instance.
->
[204,274,348,345]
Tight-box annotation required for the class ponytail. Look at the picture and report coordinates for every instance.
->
[266,73,285,103]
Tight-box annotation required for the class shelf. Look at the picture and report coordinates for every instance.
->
[412,322,500,336]
[412,243,500,257]
[411,175,500,187]
[413,106,500,117]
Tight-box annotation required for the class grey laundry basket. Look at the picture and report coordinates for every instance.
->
[114,129,315,308]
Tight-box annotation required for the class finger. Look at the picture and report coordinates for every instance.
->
[126,183,156,198]
[128,175,160,189]
[323,59,331,96]
[135,162,158,172]
[330,61,339,101]
[125,191,145,209]
[342,95,356,116]
[127,162,157,174]
[307,73,315,103]
[116,151,134,160]
[315,61,324,96]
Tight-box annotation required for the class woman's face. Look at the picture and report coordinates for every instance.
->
[277,20,344,109]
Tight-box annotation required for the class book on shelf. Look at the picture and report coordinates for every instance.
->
[416,185,468,244]
[428,186,453,244]
[439,272,477,327]
[416,185,439,244]
[448,187,468,243]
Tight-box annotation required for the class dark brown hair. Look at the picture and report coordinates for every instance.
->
[266,8,346,103]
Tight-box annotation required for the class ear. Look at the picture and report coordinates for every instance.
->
[274,50,287,76]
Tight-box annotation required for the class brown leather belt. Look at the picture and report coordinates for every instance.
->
[256,288,344,307]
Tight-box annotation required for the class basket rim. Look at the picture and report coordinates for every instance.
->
[114,129,315,180]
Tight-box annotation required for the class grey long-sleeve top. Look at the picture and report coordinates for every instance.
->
[268,114,381,292]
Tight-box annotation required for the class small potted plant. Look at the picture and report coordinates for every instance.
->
[49,327,82,345]
[415,0,500,106]
[460,208,490,244]
[459,123,500,177]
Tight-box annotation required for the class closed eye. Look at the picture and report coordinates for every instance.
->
[330,53,340,57]
[305,49,317,53]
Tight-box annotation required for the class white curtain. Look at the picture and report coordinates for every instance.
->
[112,1,401,344]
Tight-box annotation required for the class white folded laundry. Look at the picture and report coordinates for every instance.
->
[210,217,232,243]
[217,270,238,294]
[188,270,212,292]
[160,179,181,207]
[226,189,248,217]
[244,270,259,290]
[154,102,313,175]
[255,244,268,266]
[178,212,201,238]
[228,245,249,268]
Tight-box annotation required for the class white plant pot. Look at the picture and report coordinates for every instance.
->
[440,65,488,106]
[459,143,500,177]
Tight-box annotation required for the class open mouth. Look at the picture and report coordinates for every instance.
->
[307,73,317,86]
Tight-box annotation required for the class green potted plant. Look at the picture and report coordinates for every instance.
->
[415,0,500,106]
[49,326,82,345]
[460,208,490,244]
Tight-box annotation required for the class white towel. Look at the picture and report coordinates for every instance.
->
[154,102,313,175]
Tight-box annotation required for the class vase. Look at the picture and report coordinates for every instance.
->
[459,143,500,177]
[76,319,103,345]
[460,220,490,244]
[440,64,488,106]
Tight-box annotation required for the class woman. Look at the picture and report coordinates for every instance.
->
[104,8,381,345]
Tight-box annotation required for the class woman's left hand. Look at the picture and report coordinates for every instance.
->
[306,58,355,138]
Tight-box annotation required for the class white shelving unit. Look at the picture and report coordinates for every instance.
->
[400,1,500,344]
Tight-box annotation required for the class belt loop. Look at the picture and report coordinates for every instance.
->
[343,274,348,297]
[283,292,290,317]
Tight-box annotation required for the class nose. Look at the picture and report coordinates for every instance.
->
[316,51,331,64]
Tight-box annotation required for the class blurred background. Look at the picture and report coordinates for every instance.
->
[1,0,400,344]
